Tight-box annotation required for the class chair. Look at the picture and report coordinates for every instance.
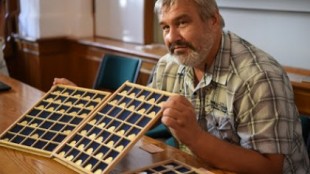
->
[145,123,177,147]
[300,115,310,159]
[145,66,177,147]
[93,54,142,91]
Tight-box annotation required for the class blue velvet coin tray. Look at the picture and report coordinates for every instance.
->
[0,85,111,157]
[53,81,172,174]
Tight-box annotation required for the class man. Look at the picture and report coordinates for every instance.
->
[148,0,309,173]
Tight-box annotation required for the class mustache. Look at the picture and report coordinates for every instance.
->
[169,40,196,53]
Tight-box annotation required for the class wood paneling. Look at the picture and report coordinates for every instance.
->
[12,36,167,92]
[285,66,310,116]
[13,36,69,91]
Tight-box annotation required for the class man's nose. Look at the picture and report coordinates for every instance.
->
[165,27,182,43]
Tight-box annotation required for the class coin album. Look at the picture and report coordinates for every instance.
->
[0,81,173,174]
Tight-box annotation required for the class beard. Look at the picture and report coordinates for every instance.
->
[169,35,214,68]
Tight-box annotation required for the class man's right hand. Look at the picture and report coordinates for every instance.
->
[53,78,77,86]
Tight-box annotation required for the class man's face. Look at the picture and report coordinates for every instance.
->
[159,0,216,67]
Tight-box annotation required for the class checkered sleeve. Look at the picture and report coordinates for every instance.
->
[234,70,298,154]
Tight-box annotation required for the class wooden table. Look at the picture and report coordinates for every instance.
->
[0,74,231,174]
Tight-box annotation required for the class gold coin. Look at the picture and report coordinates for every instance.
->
[89,133,97,139]
[148,98,156,103]
[69,140,76,146]
[127,134,136,140]
[104,157,113,163]
[107,126,115,132]
[31,133,39,139]
[117,130,125,136]
[66,155,74,161]
[106,141,114,147]
[30,123,38,128]
[94,97,102,102]
[97,122,106,128]
[86,148,93,154]
[94,169,102,174]
[138,108,146,114]
[116,145,124,151]
[78,144,85,150]
[80,130,88,135]
[85,164,92,171]
[138,95,145,100]
[128,105,135,111]
[75,159,83,166]
[20,121,28,125]
[83,96,91,100]
[95,152,104,159]
[89,119,97,125]
[59,151,66,157]
[148,111,156,117]
[96,136,103,143]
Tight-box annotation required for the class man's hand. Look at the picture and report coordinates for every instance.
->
[161,95,204,147]
[53,78,77,86]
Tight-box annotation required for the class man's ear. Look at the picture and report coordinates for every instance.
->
[210,10,221,27]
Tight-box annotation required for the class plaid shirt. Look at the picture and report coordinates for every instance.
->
[149,31,309,173]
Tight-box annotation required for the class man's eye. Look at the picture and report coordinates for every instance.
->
[179,21,187,27]
[162,26,169,31]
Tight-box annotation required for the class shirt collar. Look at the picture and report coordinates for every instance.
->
[211,31,232,86]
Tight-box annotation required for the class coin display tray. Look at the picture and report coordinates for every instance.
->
[0,85,111,157]
[53,82,172,174]
[123,159,199,174]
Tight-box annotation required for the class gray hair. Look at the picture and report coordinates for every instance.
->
[154,0,225,28]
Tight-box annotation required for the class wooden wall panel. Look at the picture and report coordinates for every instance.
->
[14,36,70,91]
[11,36,166,92]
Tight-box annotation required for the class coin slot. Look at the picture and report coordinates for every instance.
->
[147,93,161,102]
[126,127,140,137]
[139,90,151,99]
[116,110,131,121]
[109,107,121,117]
[131,88,142,96]
[53,133,66,143]
[55,96,67,103]
[127,113,141,124]
[20,127,34,136]
[22,138,36,146]
[49,113,62,121]
[100,104,112,114]
[33,140,48,149]
[70,117,83,125]
[137,116,151,127]
[28,108,41,116]
[11,135,24,144]
[42,132,56,140]
[44,142,58,151]
[51,123,65,132]
[59,114,73,123]
[38,110,52,119]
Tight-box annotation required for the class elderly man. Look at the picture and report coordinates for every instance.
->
[148,0,309,173]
